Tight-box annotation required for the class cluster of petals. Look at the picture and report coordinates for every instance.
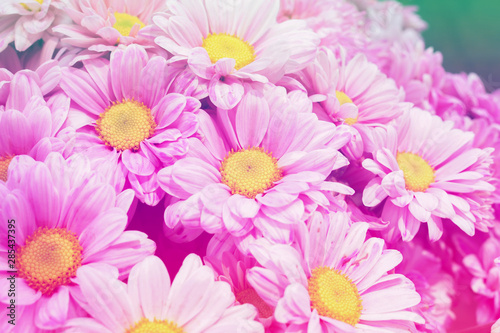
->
[53,0,166,64]
[0,152,155,332]
[0,0,500,331]
[60,44,200,205]
[362,108,495,242]
[151,0,319,109]
[0,0,66,53]
[0,65,70,181]
[246,211,424,331]
[66,255,264,332]
[158,85,352,248]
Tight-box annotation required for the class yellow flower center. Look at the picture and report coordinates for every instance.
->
[308,266,362,327]
[236,288,274,318]
[202,33,256,70]
[113,12,146,36]
[220,147,282,199]
[126,318,183,333]
[21,0,43,11]
[95,99,157,152]
[335,91,357,125]
[0,155,14,182]
[16,227,83,296]
[396,152,435,192]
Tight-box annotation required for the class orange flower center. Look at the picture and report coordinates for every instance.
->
[236,287,274,318]
[308,266,362,326]
[220,147,282,199]
[0,155,14,182]
[95,99,156,152]
[16,227,83,296]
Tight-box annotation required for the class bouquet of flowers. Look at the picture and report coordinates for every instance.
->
[1,0,499,332]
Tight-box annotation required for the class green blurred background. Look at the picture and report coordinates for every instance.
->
[399,0,500,92]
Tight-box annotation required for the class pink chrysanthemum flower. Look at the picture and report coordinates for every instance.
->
[247,211,424,332]
[60,44,200,205]
[0,153,155,332]
[0,0,66,52]
[0,68,70,182]
[52,0,166,64]
[158,86,352,248]
[301,47,410,159]
[362,108,495,242]
[151,0,319,109]
[65,255,264,332]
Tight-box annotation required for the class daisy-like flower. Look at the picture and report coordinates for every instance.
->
[53,0,166,64]
[247,211,424,332]
[60,44,200,205]
[301,47,410,159]
[362,108,495,242]
[0,153,155,331]
[151,0,319,109]
[158,85,352,248]
[0,0,66,52]
[65,255,264,332]
[0,67,70,182]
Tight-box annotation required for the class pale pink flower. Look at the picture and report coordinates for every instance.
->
[59,44,200,205]
[300,47,410,159]
[247,211,424,332]
[151,0,319,109]
[52,0,166,64]
[0,0,67,52]
[362,108,495,242]
[158,85,352,249]
[0,67,71,182]
[65,255,264,332]
[0,152,155,331]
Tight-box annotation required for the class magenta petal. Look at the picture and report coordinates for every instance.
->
[25,163,60,228]
[34,286,69,330]
[153,94,187,129]
[121,150,155,176]
[1,109,34,154]
[208,75,244,109]
[80,208,127,259]
[6,72,42,111]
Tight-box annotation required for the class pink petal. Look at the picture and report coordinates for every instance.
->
[128,256,170,321]
[235,90,270,148]
[121,150,155,176]
[208,75,244,110]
